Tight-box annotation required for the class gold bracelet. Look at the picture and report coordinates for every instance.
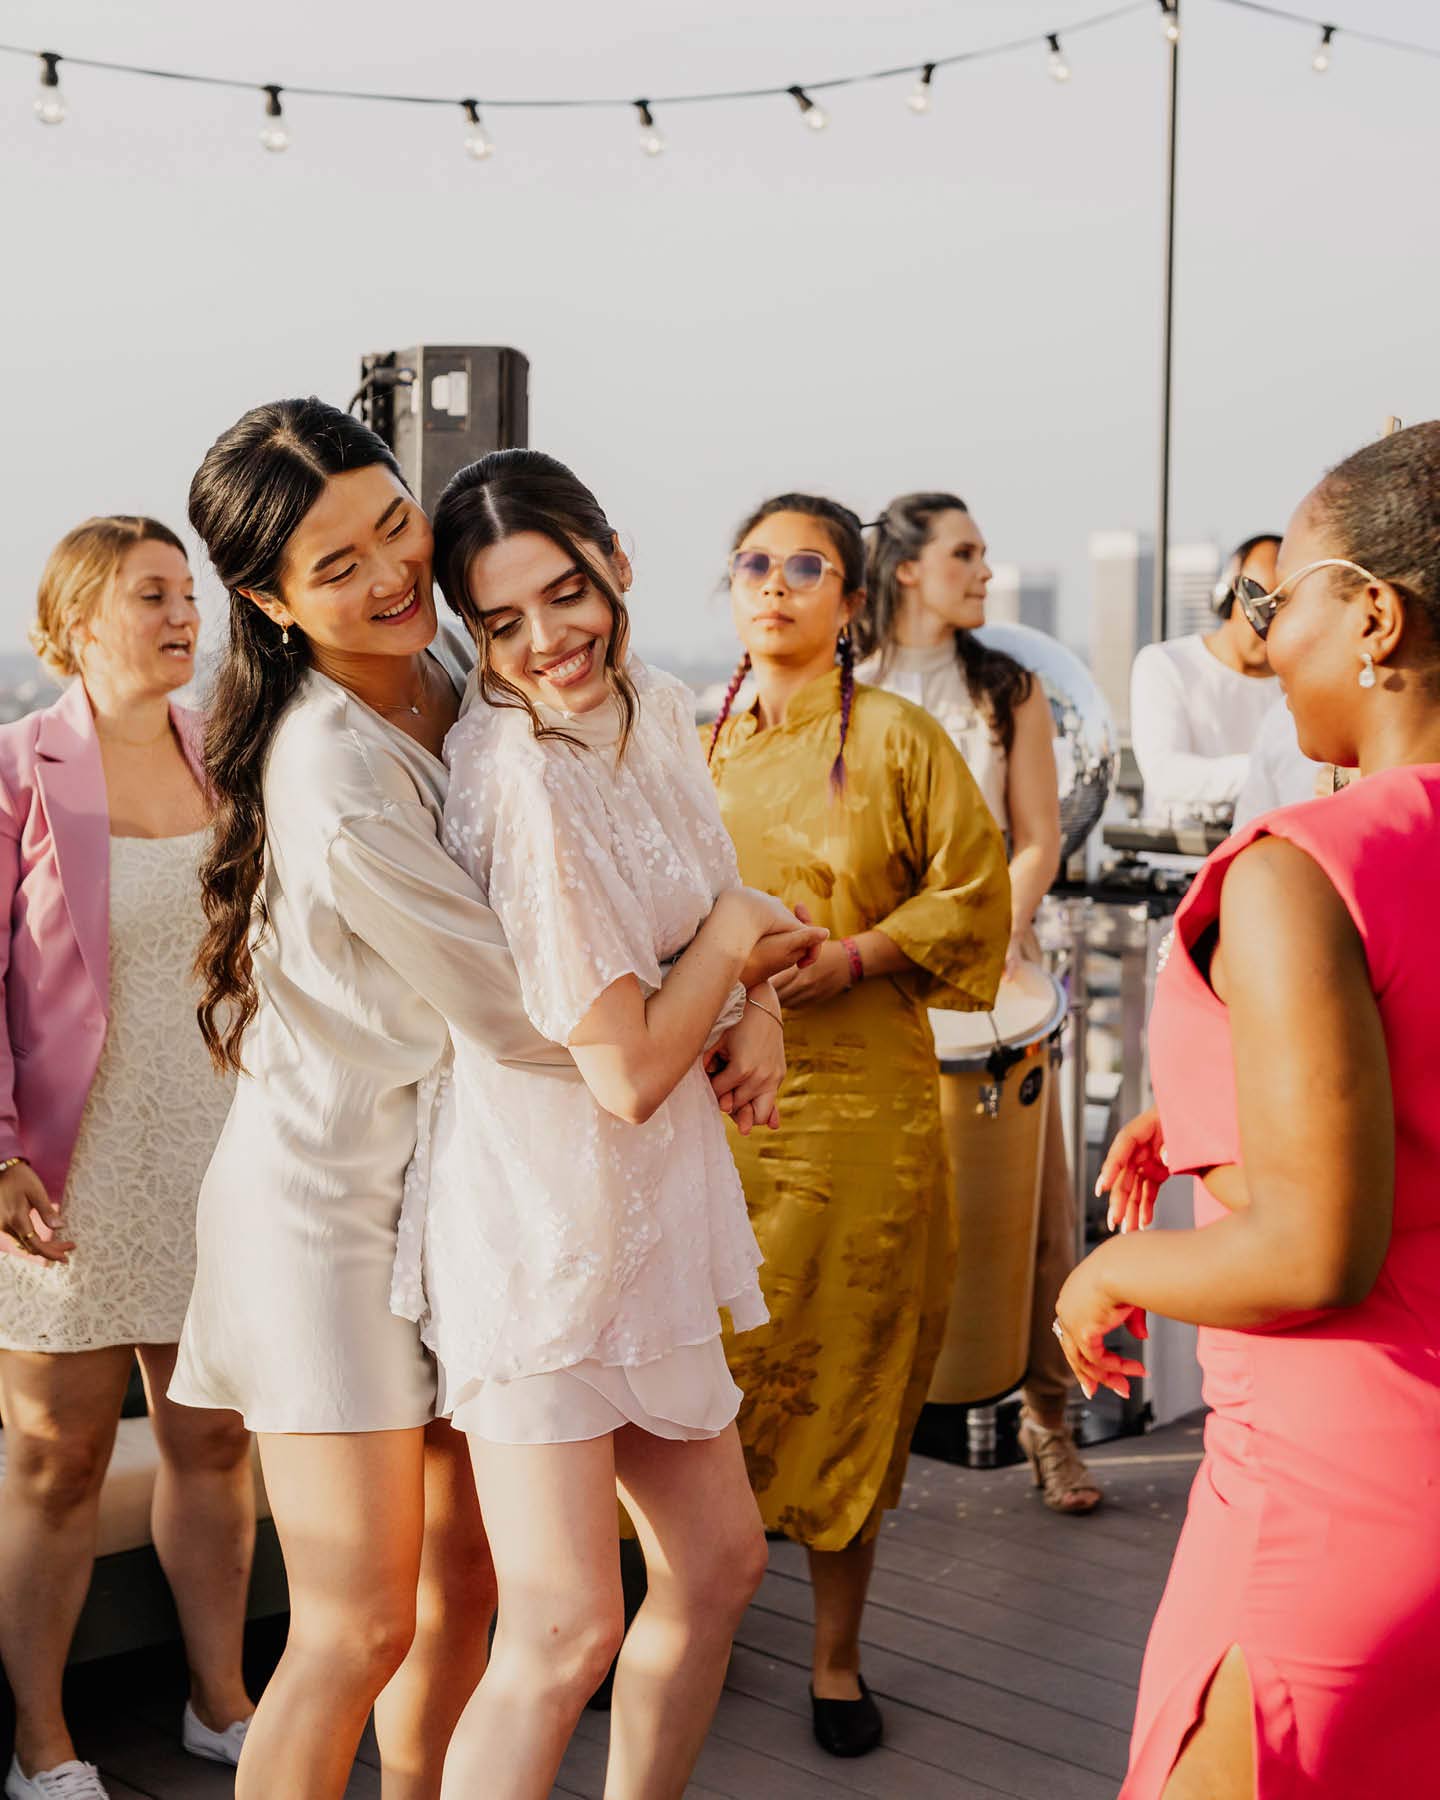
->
[745,996,784,1028]
[0,1156,28,1178]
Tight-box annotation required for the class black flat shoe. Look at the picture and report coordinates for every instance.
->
[810,1674,884,1758]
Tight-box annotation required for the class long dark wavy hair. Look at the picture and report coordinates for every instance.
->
[431,449,638,758]
[190,397,405,1072]
[709,492,865,795]
[857,491,1033,758]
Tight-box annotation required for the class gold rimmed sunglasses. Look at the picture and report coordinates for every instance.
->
[1236,558,1390,640]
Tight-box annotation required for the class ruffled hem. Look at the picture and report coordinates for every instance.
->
[445,1333,741,1445]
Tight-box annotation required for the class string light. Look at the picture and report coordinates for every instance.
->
[20,7,1436,157]
[34,50,64,124]
[787,85,829,131]
[260,84,289,152]
[634,99,664,156]
[461,98,493,159]
[907,64,936,114]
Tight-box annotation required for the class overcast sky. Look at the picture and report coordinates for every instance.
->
[5,0,1437,671]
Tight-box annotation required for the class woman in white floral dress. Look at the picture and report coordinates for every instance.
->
[403,450,824,1800]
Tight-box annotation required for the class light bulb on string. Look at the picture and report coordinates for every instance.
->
[1312,26,1335,73]
[461,99,493,160]
[1046,35,1072,84]
[634,100,664,157]
[260,85,289,152]
[787,85,829,132]
[907,64,935,114]
[34,51,66,125]
[1157,2,1181,45]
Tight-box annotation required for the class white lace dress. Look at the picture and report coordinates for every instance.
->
[0,831,235,1352]
[393,660,767,1444]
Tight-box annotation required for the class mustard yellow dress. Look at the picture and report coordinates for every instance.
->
[708,671,1010,1550]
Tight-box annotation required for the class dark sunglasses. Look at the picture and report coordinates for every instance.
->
[1236,557,1386,640]
[728,549,842,592]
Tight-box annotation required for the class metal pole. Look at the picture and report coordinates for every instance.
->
[1153,0,1181,647]
[1064,898,1091,1268]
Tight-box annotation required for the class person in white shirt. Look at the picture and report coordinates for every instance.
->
[1130,535,1281,825]
[1232,698,1326,828]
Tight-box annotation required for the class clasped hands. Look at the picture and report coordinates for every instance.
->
[707,899,826,1137]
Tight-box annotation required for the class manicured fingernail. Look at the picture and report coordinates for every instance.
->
[1094,1178,1104,1198]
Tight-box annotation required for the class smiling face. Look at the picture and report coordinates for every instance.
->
[263,464,437,662]
[78,538,199,700]
[900,508,992,633]
[465,530,628,716]
[729,510,859,668]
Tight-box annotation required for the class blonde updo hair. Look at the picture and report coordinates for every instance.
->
[30,515,188,680]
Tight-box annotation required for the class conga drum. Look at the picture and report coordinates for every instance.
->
[927,963,1067,1407]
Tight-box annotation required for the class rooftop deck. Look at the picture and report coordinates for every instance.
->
[55,1415,1204,1799]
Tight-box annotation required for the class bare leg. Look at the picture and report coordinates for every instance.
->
[440,1436,625,1800]
[373,1418,495,1800]
[236,1430,426,1800]
[808,1536,879,1701]
[606,1424,767,1800]
[0,1344,133,1776]
[137,1343,256,1732]
[1161,1646,1257,1800]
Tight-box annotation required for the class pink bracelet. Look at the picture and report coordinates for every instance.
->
[841,937,865,988]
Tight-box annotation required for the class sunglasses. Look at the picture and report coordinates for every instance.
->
[728,549,842,592]
[1236,558,1387,640]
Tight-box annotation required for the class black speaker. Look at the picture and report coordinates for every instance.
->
[355,345,529,512]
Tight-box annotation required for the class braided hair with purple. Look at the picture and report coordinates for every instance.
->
[706,652,751,764]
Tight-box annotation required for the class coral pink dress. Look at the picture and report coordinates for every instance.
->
[1125,765,1440,1798]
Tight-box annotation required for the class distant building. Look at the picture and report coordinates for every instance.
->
[987,563,1059,637]
[1167,541,1222,641]
[1088,530,1154,737]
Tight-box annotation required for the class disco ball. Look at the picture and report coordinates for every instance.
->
[974,623,1117,860]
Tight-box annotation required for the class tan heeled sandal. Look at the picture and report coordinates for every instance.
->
[1019,1412,1102,1514]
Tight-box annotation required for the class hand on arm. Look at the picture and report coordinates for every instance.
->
[770,927,916,1012]
[1056,837,1392,1389]
[569,888,822,1125]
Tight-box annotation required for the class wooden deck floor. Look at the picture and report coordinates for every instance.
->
[53,1416,1204,1799]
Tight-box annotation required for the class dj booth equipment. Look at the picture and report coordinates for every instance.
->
[356,346,529,512]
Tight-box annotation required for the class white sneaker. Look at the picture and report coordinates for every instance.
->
[181,1702,251,1766]
[4,1757,109,1800]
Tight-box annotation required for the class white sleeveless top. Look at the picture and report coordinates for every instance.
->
[857,643,1010,836]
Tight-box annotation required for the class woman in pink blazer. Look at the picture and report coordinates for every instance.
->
[0,518,256,1800]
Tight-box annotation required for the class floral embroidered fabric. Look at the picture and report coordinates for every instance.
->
[393,661,766,1415]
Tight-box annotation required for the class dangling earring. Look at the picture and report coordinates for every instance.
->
[282,624,291,647]
[1358,652,1376,689]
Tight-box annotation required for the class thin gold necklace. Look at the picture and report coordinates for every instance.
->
[375,658,431,719]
